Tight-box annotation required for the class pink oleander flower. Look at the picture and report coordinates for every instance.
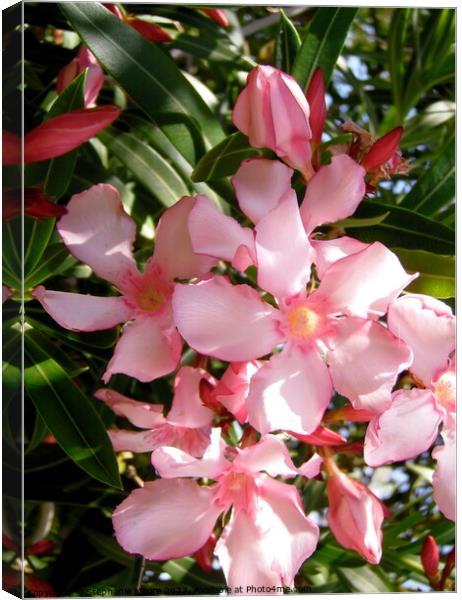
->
[233,65,315,180]
[34,185,217,383]
[173,177,416,435]
[326,457,385,564]
[57,46,105,107]
[113,430,319,591]
[95,366,215,457]
[364,294,456,521]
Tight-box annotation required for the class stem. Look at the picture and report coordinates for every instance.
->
[135,557,146,592]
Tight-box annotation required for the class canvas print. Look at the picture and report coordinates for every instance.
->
[2,2,455,596]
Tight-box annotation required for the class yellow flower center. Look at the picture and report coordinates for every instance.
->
[433,372,455,411]
[136,288,164,313]
[288,306,320,338]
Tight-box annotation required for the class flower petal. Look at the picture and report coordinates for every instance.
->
[327,317,413,414]
[387,294,455,386]
[113,479,221,560]
[255,193,313,300]
[312,236,368,279]
[214,361,260,423]
[173,275,283,361]
[216,477,319,590]
[93,388,165,428]
[152,428,228,479]
[152,196,217,280]
[327,470,383,564]
[103,316,181,383]
[107,429,160,453]
[167,366,214,428]
[300,154,365,233]
[364,388,443,467]
[231,158,294,224]
[188,195,256,270]
[234,435,298,478]
[33,287,132,332]
[57,184,137,286]
[247,346,333,435]
[312,242,417,319]
[432,413,455,521]
[298,453,324,479]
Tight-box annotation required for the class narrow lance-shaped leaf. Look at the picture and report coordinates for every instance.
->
[387,8,410,122]
[399,138,455,216]
[24,326,122,489]
[291,7,357,90]
[60,2,225,165]
[98,128,190,207]
[345,199,455,255]
[274,10,302,73]
[192,132,265,182]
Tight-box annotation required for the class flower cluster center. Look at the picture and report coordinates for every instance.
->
[433,372,456,412]
[135,287,165,312]
[287,306,321,338]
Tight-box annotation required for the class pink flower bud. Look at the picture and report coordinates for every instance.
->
[421,535,440,578]
[103,3,124,19]
[202,8,229,28]
[23,106,121,164]
[56,57,80,94]
[306,67,326,146]
[194,533,217,573]
[327,468,384,564]
[290,425,346,446]
[56,47,104,107]
[361,126,403,172]
[126,18,173,43]
[233,65,314,179]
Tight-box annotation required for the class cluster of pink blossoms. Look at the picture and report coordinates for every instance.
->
[35,65,455,591]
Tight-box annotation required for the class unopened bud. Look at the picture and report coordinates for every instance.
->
[361,126,403,172]
[421,535,440,578]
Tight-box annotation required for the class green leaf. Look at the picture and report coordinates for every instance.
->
[24,218,56,276]
[2,320,22,406]
[274,10,301,73]
[192,132,264,182]
[392,248,454,298]
[172,33,250,68]
[400,139,455,215]
[123,113,229,209]
[163,557,225,589]
[387,8,410,121]
[335,211,390,228]
[24,242,76,289]
[24,327,122,489]
[291,7,357,90]
[337,565,394,593]
[401,101,455,149]
[345,200,454,254]
[80,527,135,568]
[25,412,49,454]
[60,2,224,165]
[98,128,190,207]
[2,220,22,289]
[26,315,118,350]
